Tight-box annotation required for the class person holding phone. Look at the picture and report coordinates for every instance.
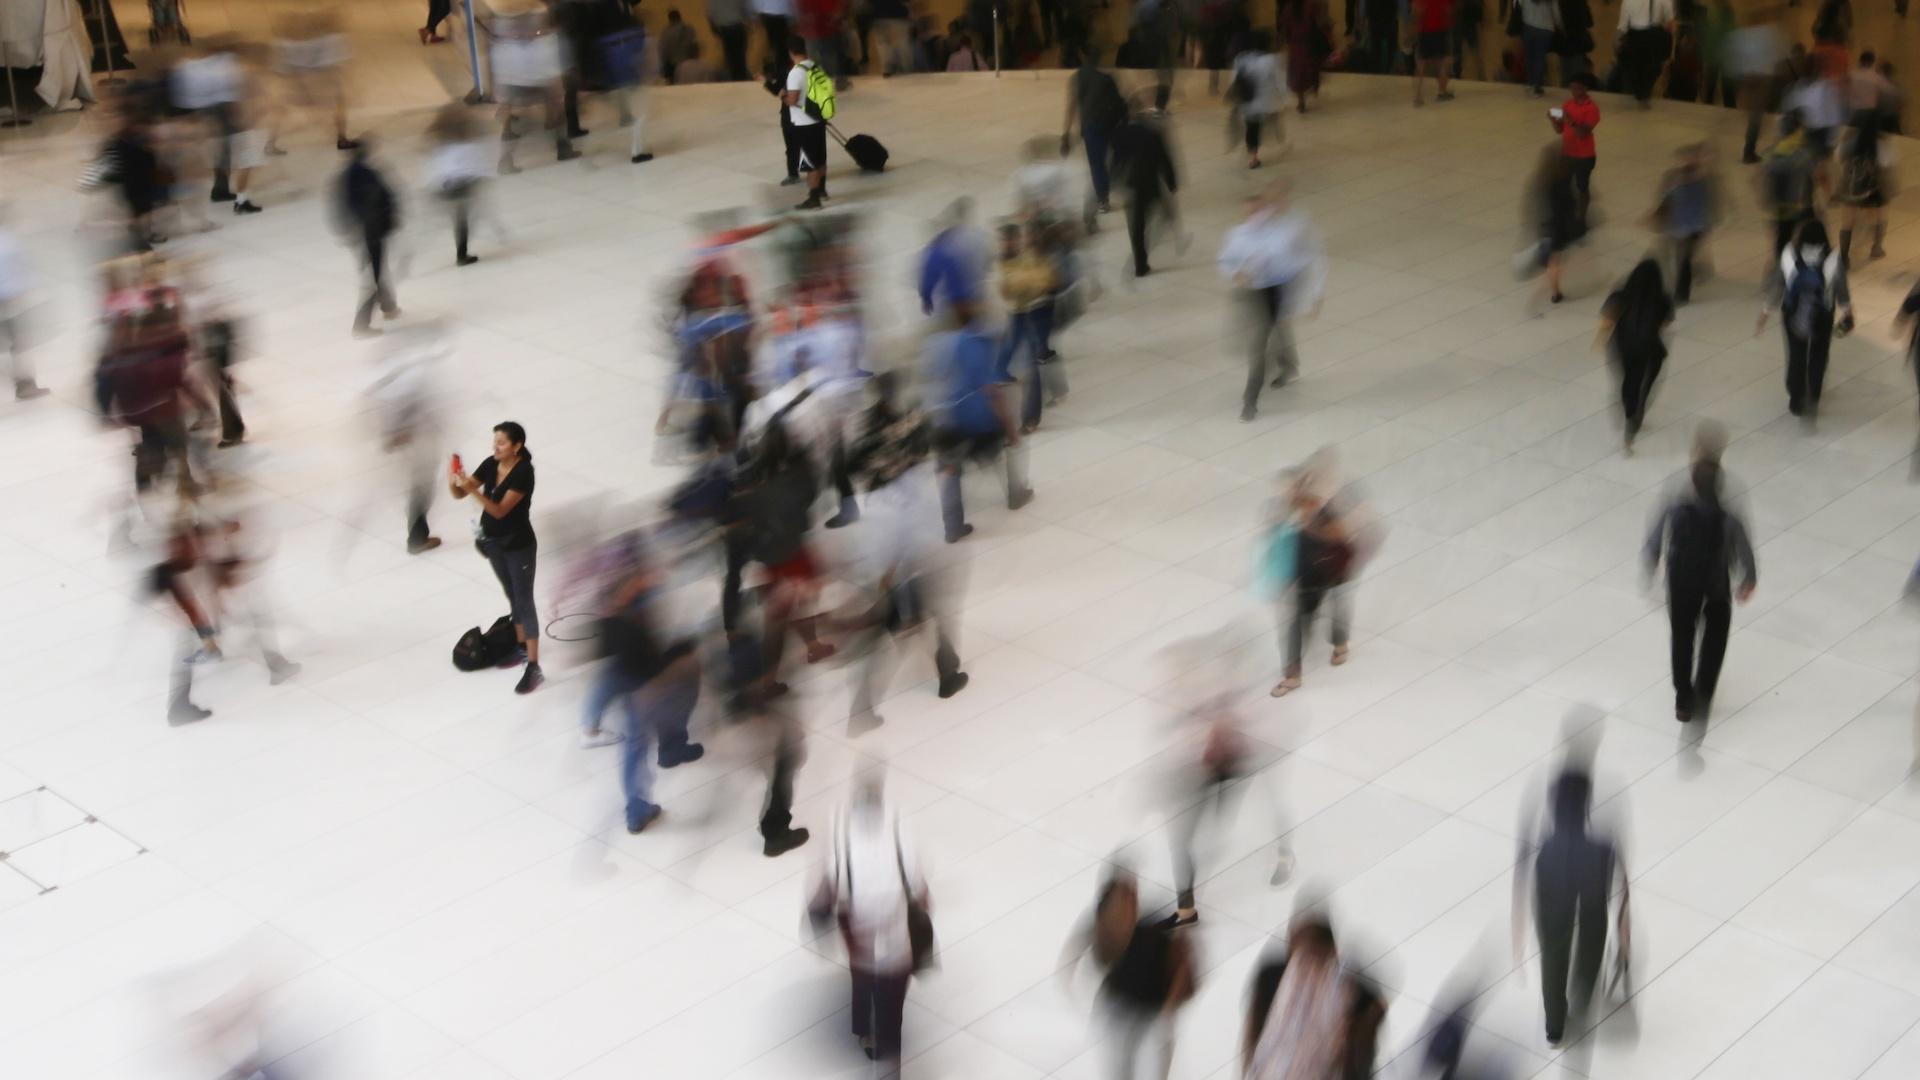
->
[451,421,543,694]
[1550,72,1600,231]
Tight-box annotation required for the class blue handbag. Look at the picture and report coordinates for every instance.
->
[1255,522,1299,600]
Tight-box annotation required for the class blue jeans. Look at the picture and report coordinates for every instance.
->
[999,305,1055,428]
[1522,27,1553,92]
[621,664,700,828]
[583,663,641,736]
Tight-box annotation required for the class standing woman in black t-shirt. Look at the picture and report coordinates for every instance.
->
[451,420,544,694]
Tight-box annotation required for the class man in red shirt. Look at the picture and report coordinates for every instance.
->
[1412,0,1455,106]
[1551,71,1601,228]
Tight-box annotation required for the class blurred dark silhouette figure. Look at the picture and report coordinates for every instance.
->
[1596,259,1673,452]
[1060,871,1197,1080]
[334,140,402,336]
[1643,459,1755,723]
[1511,760,1627,1047]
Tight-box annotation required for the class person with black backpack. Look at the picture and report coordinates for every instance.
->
[1644,458,1755,722]
[1759,218,1852,422]
[1833,120,1891,264]
[1596,259,1673,452]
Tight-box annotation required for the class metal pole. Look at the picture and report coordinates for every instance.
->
[1,61,31,129]
[462,1,491,104]
[993,3,1000,75]
[94,0,124,87]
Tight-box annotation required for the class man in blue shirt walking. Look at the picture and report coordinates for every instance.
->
[922,311,1033,542]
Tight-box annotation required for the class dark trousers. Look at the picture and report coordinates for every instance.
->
[1522,26,1553,90]
[1285,584,1349,674]
[1567,155,1595,230]
[354,232,397,330]
[1672,230,1702,303]
[487,543,540,642]
[1702,66,1736,107]
[715,22,750,80]
[1083,126,1113,207]
[1622,28,1664,101]
[562,74,582,135]
[1614,344,1663,436]
[425,0,451,32]
[1784,315,1834,414]
[1243,284,1297,409]
[760,14,791,68]
[214,362,244,443]
[780,106,800,180]
[407,474,433,547]
[1742,78,1768,158]
[759,721,801,839]
[1126,189,1165,276]
[850,967,910,1060]
[1668,580,1730,713]
[1536,896,1607,1041]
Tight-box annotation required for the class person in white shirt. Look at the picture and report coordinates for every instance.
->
[809,770,930,1068]
[0,210,47,400]
[367,319,452,553]
[426,103,496,267]
[271,8,358,153]
[1758,218,1853,422]
[781,36,830,209]
[491,9,580,172]
[1219,183,1326,422]
[1617,0,1675,107]
[1230,33,1287,169]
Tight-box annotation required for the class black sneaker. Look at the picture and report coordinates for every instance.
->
[627,805,662,834]
[796,194,824,211]
[945,523,974,544]
[168,700,212,726]
[211,189,236,203]
[497,645,528,669]
[337,137,361,151]
[234,201,263,215]
[457,254,479,267]
[631,152,655,164]
[764,827,811,857]
[407,537,442,555]
[515,662,544,694]
[13,381,48,401]
[567,128,590,139]
[1008,488,1034,511]
[658,742,705,769]
[937,672,969,699]
[1156,910,1199,930]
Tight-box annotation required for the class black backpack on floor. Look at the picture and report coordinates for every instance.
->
[453,615,518,671]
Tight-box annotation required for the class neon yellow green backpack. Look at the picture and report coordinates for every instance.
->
[802,62,836,122]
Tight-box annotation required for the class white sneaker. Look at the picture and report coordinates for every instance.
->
[580,729,624,749]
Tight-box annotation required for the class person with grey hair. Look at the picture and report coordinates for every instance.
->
[809,769,930,1071]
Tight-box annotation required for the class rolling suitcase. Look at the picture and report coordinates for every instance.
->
[828,124,889,173]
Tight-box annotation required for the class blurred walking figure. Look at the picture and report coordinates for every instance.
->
[918,198,988,322]
[732,418,838,698]
[426,104,495,267]
[492,5,580,172]
[1063,48,1127,221]
[1524,143,1581,306]
[1644,458,1755,722]
[1759,218,1852,423]
[1271,454,1377,697]
[423,0,453,43]
[1595,259,1672,452]
[1242,914,1386,1078]
[158,513,300,725]
[1515,0,1558,96]
[589,550,705,830]
[272,9,358,152]
[997,221,1060,433]
[79,93,170,252]
[97,271,208,498]
[1229,32,1285,168]
[1616,0,1674,108]
[1112,92,1181,279]
[1060,871,1198,1080]
[1220,184,1325,422]
[1161,671,1260,929]
[1411,0,1455,105]
[809,771,932,1072]
[924,306,1033,543]
[1651,143,1719,305]
[335,140,402,337]
[1833,119,1891,264]
[216,47,271,215]
[710,0,752,79]
[451,420,545,694]
[599,7,658,164]
[179,259,248,447]
[366,320,451,553]
[1756,112,1824,269]
[168,44,244,207]
[1281,0,1332,112]
[1511,756,1628,1047]
[0,208,48,400]
[841,375,968,731]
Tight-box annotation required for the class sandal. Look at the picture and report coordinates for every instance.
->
[1270,677,1301,698]
[806,641,838,664]
[1331,646,1349,667]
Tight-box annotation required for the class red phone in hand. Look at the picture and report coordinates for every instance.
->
[450,453,463,475]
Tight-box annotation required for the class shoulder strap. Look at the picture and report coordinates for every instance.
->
[841,809,853,897]
[894,818,912,902]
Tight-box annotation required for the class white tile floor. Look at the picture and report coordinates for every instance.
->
[3,15,1920,1077]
